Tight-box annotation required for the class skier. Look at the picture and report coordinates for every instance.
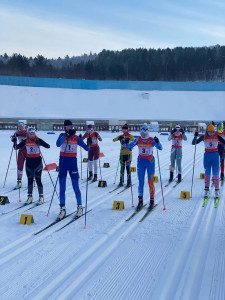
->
[126,125,163,211]
[10,121,27,188]
[113,124,135,187]
[81,124,102,182]
[217,122,225,181]
[168,124,187,183]
[56,120,89,220]
[192,124,225,199]
[12,127,50,204]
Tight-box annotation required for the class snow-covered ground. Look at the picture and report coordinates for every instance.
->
[0,130,224,300]
[1,85,225,120]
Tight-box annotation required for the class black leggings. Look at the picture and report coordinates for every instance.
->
[120,155,131,183]
[26,157,43,195]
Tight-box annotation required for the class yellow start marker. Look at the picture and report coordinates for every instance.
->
[83,158,88,162]
[98,180,107,187]
[0,196,10,205]
[19,214,34,225]
[103,163,110,168]
[130,167,136,172]
[113,201,124,210]
[200,173,205,179]
[180,191,190,200]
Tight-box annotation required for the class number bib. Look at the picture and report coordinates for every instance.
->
[16,130,27,143]
[204,132,218,152]
[60,135,78,157]
[138,137,153,158]
[172,132,183,148]
[26,139,40,158]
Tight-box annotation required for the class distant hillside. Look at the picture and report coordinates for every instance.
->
[0,45,225,81]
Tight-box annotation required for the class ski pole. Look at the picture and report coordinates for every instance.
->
[157,149,166,210]
[46,139,68,216]
[3,145,14,188]
[40,151,59,200]
[113,154,120,184]
[15,149,21,202]
[98,147,103,181]
[84,150,89,229]
[190,142,197,198]
[80,147,83,180]
[128,169,134,208]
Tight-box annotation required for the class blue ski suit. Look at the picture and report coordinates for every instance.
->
[56,133,89,207]
[127,135,162,199]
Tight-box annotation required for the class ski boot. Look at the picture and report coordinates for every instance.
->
[178,174,182,183]
[38,194,44,205]
[136,196,143,211]
[118,179,124,187]
[88,171,93,181]
[204,188,209,198]
[57,206,66,220]
[169,171,173,183]
[126,177,131,188]
[92,174,97,182]
[15,179,22,189]
[26,194,33,205]
[75,205,83,217]
[215,189,220,198]
[221,173,224,181]
[148,199,154,210]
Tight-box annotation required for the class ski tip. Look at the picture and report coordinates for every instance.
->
[19,200,21,202]
[163,207,166,211]
[132,205,134,208]
[2,185,5,188]
[46,213,49,217]
[84,225,87,229]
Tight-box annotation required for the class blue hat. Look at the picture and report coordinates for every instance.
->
[140,125,149,134]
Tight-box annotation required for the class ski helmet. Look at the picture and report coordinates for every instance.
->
[140,125,149,135]
[207,124,215,132]
[17,121,25,127]
[217,122,224,133]
[27,127,36,134]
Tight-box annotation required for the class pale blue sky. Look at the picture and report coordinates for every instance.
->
[1,0,225,58]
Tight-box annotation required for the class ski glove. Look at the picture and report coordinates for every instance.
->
[95,132,98,138]
[79,134,83,139]
[11,136,17,143]
[154,136,159,143]
[179,129,184,134]
[194,131,198,137]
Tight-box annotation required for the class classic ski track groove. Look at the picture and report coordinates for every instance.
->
[1,142,213,299]
[155,183,225,299]
[22,149,204,299]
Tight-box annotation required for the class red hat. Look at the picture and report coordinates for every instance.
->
[87,124,93,129]
[122,124,128,130]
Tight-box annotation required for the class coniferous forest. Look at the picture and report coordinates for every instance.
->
[0,45,225,81]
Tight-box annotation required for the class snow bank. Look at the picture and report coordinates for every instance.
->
[0,85,224,121]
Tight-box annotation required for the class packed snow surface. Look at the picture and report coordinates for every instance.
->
[0,131,225,300]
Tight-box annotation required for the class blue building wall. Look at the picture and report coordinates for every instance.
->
[0,75,225,91]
